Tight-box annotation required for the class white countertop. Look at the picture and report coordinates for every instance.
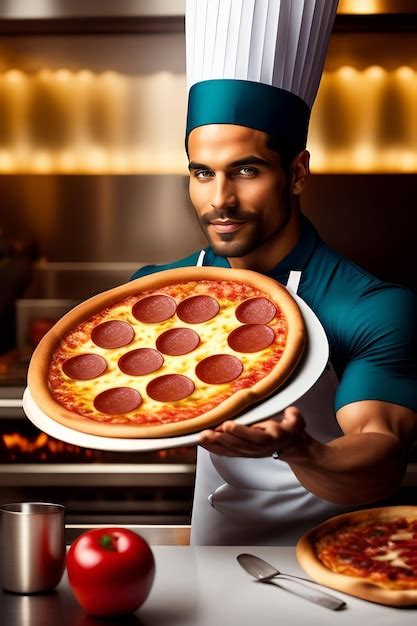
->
[139,546,417,626]
[1,545,417,625]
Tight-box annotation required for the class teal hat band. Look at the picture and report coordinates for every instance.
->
[186,79,311,160]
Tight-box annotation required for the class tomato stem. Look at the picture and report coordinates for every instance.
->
[100,534,116,550]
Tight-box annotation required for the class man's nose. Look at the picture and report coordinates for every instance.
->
[210,177,237,210]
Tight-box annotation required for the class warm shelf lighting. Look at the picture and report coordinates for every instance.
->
[338,0,387,14]
[0,67,416,174]
[396,66,415,81]
[78,70,94,83]
[308,64,417,173]
[337,65,358,81]
[4,69,25,84]
[365,65,386,80]
[32,151,53,172]
[0,150,14,172]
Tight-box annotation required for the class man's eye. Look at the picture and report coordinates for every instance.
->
[195,170,213,179]
[239,167,257,176]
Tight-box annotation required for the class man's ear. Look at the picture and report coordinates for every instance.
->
[291,150,310,195]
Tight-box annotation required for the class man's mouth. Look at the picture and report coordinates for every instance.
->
[209,220,245,233]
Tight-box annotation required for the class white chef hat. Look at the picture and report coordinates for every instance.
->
[185,0,339,162]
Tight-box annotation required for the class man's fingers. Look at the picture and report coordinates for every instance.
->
[199,426,280,457]
[220,420,274,444]
[198,410,307,458]
[199,430,250,456]
[200,427,270,449]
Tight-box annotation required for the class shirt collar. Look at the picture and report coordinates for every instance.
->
[206,214,320,279]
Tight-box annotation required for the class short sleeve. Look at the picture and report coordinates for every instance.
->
[335,286,417,413]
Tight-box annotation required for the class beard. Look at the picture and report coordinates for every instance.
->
[198,208,260,257]
[197,185,292,258]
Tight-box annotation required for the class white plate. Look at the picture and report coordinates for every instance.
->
[23,293,329,452]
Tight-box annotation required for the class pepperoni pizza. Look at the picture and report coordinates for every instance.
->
[296,506,417,607]
[28,267,305,438]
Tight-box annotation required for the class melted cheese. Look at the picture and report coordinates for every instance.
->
[389,531,414,541]
[372,549,411,570]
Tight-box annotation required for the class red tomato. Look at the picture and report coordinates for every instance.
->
[67,528,155,616]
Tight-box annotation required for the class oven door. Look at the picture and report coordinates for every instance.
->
[0,387,196,525]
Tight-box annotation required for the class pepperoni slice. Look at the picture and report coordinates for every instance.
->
[235,297,277,324]
[227,324,275,353]
[147,374,195,402]
[94,387,142,414]
[118,348,164,376]
[156,328,200,356]
[196,354,243,384]
[62,354,107,380]
[132,294,177,323]
[91,320,135,349]
[177,295,220,324]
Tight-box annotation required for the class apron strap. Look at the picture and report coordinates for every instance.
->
[286,270,302,295]
[285,269,338,383]
[196,250,206,267]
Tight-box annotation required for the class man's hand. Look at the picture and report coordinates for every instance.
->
[198,406,306,457]
[198,399,416,505]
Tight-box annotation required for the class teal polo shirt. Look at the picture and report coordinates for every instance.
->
[130,216,417,413]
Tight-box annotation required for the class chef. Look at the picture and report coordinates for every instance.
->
[131,0,417,545]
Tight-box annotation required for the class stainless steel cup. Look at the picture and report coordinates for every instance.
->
[0,502,66,594]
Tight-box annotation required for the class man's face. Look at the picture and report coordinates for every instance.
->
[188,124,291,258]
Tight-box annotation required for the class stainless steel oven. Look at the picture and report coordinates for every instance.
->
[0,386,196,525]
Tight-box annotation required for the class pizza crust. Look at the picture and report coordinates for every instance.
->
[28,267,306,438]
[296,506,417,607]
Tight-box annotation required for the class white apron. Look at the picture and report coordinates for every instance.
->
[190,252,358,545]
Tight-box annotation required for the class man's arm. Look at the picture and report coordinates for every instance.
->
[198,400,417,505]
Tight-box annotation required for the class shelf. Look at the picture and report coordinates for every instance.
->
[0,463,196,486]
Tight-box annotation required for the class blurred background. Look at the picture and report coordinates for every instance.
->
[0,0,416,526]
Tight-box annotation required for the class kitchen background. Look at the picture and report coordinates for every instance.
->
[0,0,416,526]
